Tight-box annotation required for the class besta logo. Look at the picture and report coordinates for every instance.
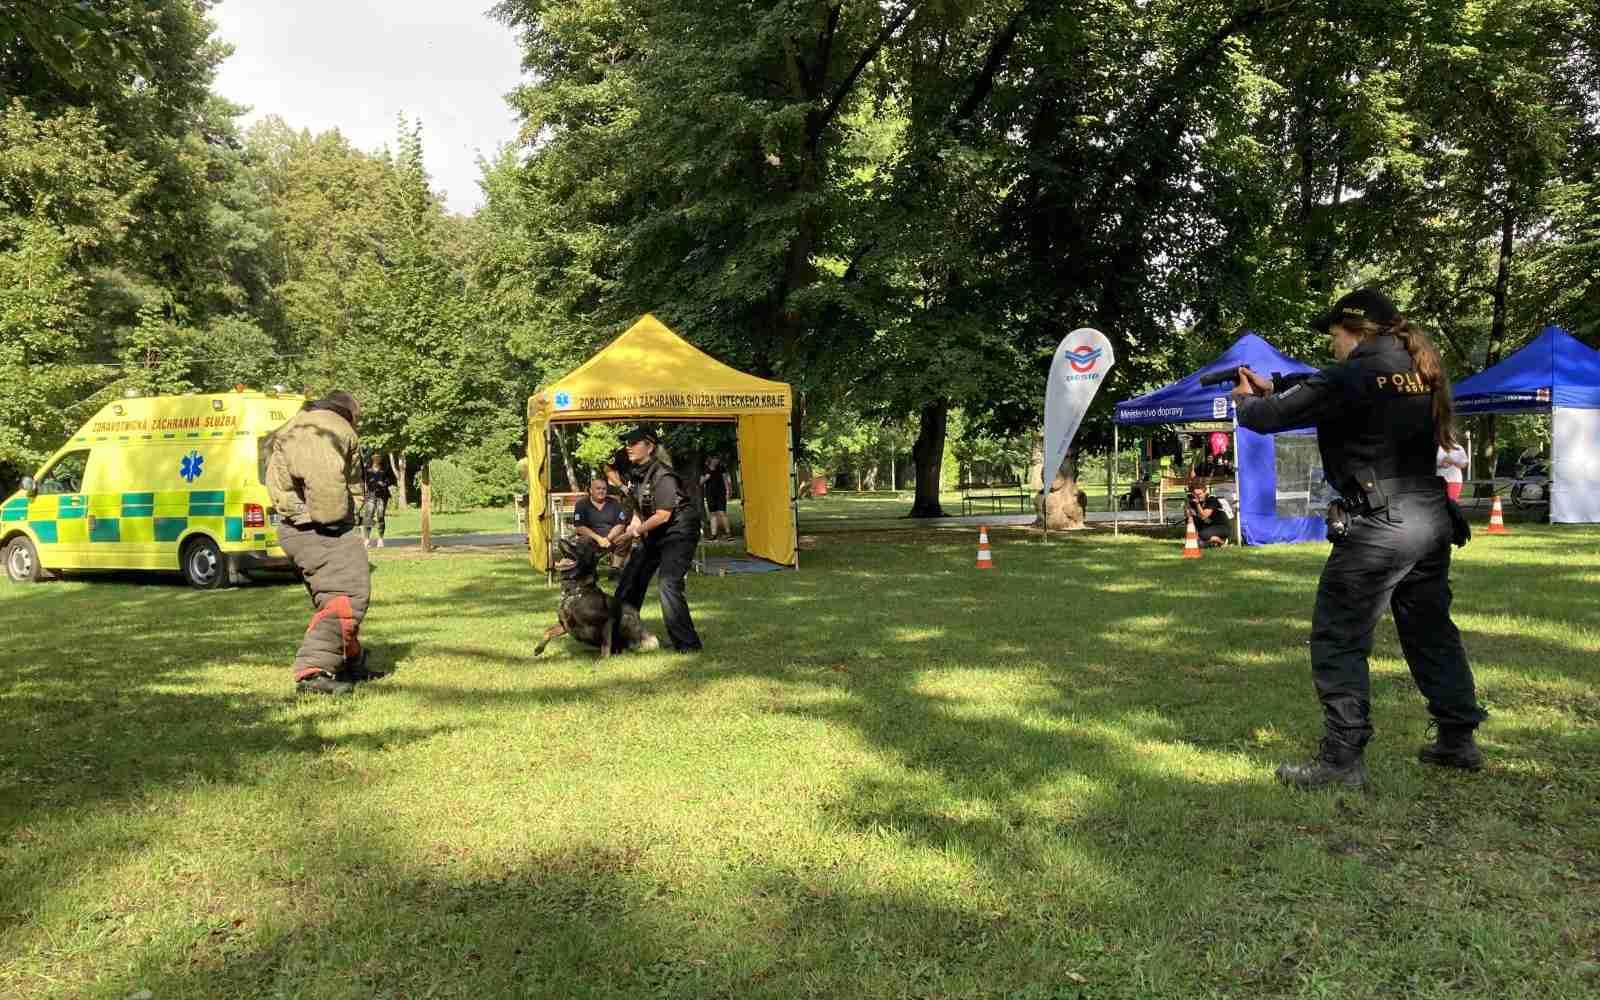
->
[1064,344,1103,373]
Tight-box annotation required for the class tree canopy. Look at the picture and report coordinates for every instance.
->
[2,0,1595,503]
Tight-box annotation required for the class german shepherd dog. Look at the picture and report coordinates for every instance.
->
[535,535,660,657]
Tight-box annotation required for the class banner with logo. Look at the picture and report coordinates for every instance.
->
[1042,328,1116,489]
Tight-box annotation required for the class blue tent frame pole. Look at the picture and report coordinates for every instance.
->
[1232,412,1244,546]
[1113,423,1120,537]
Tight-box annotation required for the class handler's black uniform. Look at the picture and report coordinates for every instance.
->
[1237,317,1485,785]
[614,455,703,652]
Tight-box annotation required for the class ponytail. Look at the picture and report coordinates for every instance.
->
[1388,320,1457,449]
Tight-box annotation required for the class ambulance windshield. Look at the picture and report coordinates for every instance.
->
[38,450,90,495]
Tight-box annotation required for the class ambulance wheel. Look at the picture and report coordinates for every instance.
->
[181,536,227,590]
[5,537,42,583]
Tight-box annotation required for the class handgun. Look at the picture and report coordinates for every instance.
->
[1198,367,1313,391]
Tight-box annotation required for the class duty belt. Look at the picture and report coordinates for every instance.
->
[1340,474,1444,513]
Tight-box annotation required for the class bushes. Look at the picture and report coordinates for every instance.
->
[452,430,525,507]
[423,458,473,514]
[420,433,525,513]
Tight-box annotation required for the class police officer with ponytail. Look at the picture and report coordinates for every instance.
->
[1233,288,1486,789]
[612,426,704,653]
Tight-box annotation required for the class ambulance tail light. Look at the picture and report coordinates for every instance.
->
[244,503,266,528]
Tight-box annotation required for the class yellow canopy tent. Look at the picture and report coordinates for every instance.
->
[526,315,798,571]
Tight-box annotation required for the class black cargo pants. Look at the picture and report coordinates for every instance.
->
[614,527,702,652]
[1310,486,1487,744]
[277,521,371,680]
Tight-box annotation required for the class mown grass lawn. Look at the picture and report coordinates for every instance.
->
[1,523,1596,999]
[383,505,525,539]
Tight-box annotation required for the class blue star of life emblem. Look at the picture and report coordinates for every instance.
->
[180,450,205,483]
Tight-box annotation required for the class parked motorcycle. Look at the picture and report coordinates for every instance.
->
[1511,461,1551,509]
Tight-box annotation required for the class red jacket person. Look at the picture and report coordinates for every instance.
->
[265,390,383,695]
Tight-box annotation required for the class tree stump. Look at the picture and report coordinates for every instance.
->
[1036,474,1089,530]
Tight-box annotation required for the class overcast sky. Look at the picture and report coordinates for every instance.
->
[210,0,527,215]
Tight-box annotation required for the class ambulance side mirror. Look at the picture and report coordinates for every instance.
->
[19,476,35,496]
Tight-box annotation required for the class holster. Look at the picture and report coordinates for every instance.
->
[1325,499,1351,545]
[1352,465,1389,516]
[1446,497,1471,548]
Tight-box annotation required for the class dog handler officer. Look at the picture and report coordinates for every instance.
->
[612,426,703,652]
[1232,288,1486,790]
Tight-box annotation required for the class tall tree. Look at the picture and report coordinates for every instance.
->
[336,120,520,549]
[0,101,148,487]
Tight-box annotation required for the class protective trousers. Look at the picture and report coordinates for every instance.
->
[614,529,702,652]
[361,496,388,538]
[1310,489,1486,744]
[277,522,370,680]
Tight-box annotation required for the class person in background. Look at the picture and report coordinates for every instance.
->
[572,476,630,574]
[1185,481,1233,547]
[361,454,396,548]
[701,455,732,540]
[1437,442,1468,501]
[265,390,383,696]
[604,448,636,507]
[1121,470,1155,511]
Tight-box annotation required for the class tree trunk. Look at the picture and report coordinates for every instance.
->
[863,462,878,491]
[675,446,706,528]
[554,426,578,494]
[1027,434,1045,490]
[420,461,433,553]
[909,400,948,518]
[1035,450,1086,530]
[389,453,408,509]
[1479,203,1516,480]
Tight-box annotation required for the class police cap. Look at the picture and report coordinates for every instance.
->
[619,425,659,446]
[1312,287,1400,334]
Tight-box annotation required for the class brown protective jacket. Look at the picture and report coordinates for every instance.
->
[265,406,362,526]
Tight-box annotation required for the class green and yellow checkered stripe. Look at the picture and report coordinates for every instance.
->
[2,491,250,544]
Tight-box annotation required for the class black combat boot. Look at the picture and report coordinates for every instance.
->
[1418,720,1483,771]
[1275,733,1368,790]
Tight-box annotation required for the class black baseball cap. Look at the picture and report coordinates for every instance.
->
[1311,287,1400,333]
[619,425,659,446]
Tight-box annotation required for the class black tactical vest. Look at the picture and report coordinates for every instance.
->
[636,459,697,531]
[1315,336,1438,496]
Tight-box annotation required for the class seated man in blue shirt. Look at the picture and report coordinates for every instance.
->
[571,477,630,574]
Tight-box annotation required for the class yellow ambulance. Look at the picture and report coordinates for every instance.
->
[2,390,307,588]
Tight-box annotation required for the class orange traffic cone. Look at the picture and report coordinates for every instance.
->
[976,526,994,569]
[1486,495,1509,534]
[1182,515,1203,559]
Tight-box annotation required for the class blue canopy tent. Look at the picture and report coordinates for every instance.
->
[1113,333,1324,545]
[1452,326,1600,523]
